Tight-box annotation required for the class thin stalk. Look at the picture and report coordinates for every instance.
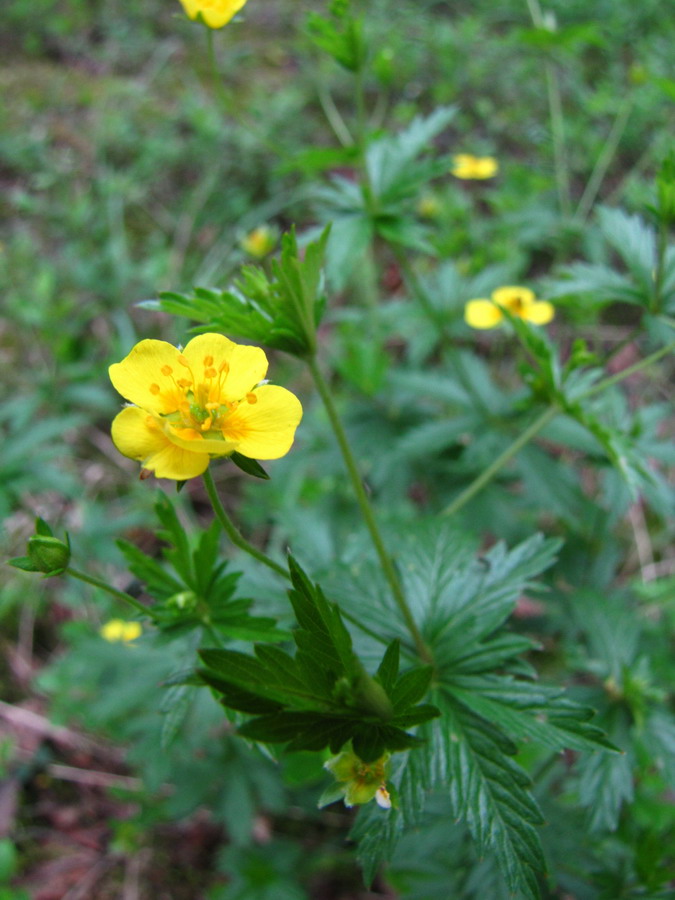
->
[525,0,571,216]
[442,406,559,518]
[317,81,354,148]
[442,339,675,518]
[204,28,289,162]
[66,568,153,619]
[308,356,433,663]
[575,96,634,224]
[202,468,288,580]
[581,340,675,399]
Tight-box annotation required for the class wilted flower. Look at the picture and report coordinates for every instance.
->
[323,746,392,808]
[465,286,555,329]
[451,154,499,180]
[240,225,277,258]
[178,0,248,29]
[100,619,142,643]
[109,334,302,480]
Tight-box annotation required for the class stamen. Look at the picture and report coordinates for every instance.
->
[161,365,173,376]
[177,378,192,389]
[178,355,191,368]
[203,355,214,366]
[149,383,160,395]
[200,417,213,431]
[205,402,220,411]
[246,392,258,405]
[204,367,217,379]
[219,360,229,374]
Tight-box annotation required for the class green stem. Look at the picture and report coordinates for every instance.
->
[581,340,675,399]
[442,406,559,518]
[575,96,634,224]
[442,339,675,518]
[66,568,154,619]
[307,356,433,663]
[202,468,289,580]
[525,0,571,217]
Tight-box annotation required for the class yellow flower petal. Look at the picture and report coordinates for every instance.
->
[523,300,555,325]
[182,334,269,403]
[451,154,499,179]
[100,619,125,642]
[178,0,248,29]
[109,340,183,413]
[112,406,211,479]
[164,422,239,456]
[112,405,173,461]
[464,299,504,329]
[221,384,303,459]
[491,286,535,309]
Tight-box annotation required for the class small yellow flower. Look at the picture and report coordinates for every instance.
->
[178,0,248,29]
[451,154,499,180]
[324,747,391,808]
[465,286,555,330]
[109,334,303,480]
[416,193,442,219]
[240,225,277,259]
[100,619,142,643]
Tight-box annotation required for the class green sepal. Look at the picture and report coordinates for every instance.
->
[230,452,270,480]
[7,557,40,573]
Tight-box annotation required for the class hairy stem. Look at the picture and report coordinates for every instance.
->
[308,357,433,663]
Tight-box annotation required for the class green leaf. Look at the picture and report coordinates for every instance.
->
[376,641,400,693]
[229,452,270,480]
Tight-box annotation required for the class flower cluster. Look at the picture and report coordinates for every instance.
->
[451,154,499,180]
[178,0,248,30]
[465,286,555,329]
[109,334,302,481]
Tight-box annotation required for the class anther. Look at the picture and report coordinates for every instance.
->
[177,378,192,389]
[205,402,219,411]
[246,392,258,404]
[200,417,213,431]
[219,361,229,374]
[203,355,214,367]
[149,383,160,394]
[161,365,173,376]
[178,355,191,368]
[204,367,217,379]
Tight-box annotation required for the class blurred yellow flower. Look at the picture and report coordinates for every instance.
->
[451,154,499,180]
[416,193,442,219]
[240,225,277,258]
[465,286,555,329]
[100,619,142,643]
[178,0,248,29]
[109,334,303,480]
[324,747,391,808]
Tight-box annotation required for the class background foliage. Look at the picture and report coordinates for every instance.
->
[1,0,674,897]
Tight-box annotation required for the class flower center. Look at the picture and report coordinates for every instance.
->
[147,353,258,438]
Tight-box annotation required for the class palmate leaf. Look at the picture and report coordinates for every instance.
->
[330,521,613,898]
[198,558,439,761]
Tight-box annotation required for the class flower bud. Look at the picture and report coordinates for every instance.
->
[27,535,71,576]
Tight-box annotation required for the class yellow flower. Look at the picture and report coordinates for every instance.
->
[100,619,142,643]
[178,0,248,29]
[451,154,499,180]
[109,334,303,480]
[465,286,555,330]
[240,225,277,259]
[324,747,391,808]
